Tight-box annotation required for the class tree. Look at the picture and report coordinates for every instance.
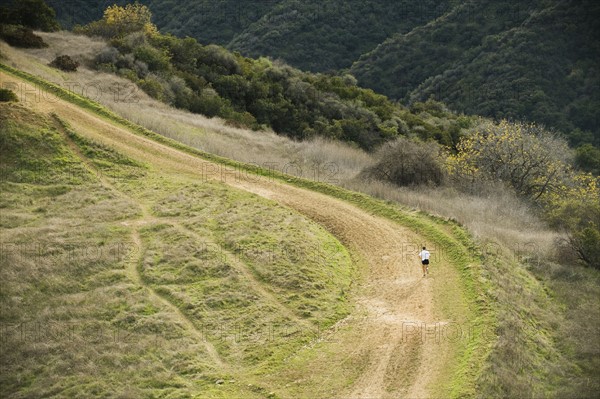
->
[448,119,600,268]
[104,3,156,37]
[75,3,157,39]
[447,120,572,202]
[0,0,60,32]
[545,173,600,268]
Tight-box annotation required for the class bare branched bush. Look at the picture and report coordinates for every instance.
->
[361,137,445,186]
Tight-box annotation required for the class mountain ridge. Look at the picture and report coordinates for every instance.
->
[350,0,600,145]
[42,0,600,147]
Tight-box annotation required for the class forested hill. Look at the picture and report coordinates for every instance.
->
[226,0,452,72]
[46,0,453,72]
[350,0,600,146]
[44,0,599,146]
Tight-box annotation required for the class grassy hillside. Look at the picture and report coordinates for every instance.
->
[65,5,470,150]
[0,102,356,397]
[0,58,504,397]
[1,0,599,393]
[350,0,600,147]
[2,41,599,397]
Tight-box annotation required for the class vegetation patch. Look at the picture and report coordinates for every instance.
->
[49,54,79,72]
[3,25,596,392]
[68,3,468,149]
[0,101,355,397]
[0,88,17,102]
[0,24,47,48]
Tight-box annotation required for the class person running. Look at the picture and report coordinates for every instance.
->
[419,246,430,277]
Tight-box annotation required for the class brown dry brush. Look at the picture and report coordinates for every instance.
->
[360,137,446,187]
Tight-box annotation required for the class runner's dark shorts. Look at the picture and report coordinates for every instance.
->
[422,259,429,265]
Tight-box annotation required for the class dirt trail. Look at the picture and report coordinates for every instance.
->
[3,71,460,398]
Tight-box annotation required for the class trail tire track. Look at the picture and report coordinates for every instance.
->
[54,118,226,369]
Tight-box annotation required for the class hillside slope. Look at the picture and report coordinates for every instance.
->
[227,0,452,72]
[0,101,354,397]
[42,0,600,148]
[45,0,451,72]
[0,66,486,397]
[3,29,599,397]
[350,0,600,145]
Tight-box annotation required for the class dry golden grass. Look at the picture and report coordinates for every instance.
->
[114,102,375,182]
[1,31,373,185]
[344,179,559,260]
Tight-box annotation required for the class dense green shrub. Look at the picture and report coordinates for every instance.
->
[133,45,170,72]
[0,0,59,31]
[575,144,600,175]
[0,24,47,48]
[138,75,165,100]
[0,88,18,102]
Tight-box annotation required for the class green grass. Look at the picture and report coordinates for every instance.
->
[0,103,355,397]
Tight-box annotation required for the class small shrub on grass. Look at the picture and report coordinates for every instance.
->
[49,55,80,72]
[0,88,18,102]
[138,75,165,100]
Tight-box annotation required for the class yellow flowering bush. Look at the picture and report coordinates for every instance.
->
[448,119,599,267]
[74,3,158,39]
[447,120,571,200]
[545,173,600,267]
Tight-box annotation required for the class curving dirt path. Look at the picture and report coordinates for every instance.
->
[2,71,463,398]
